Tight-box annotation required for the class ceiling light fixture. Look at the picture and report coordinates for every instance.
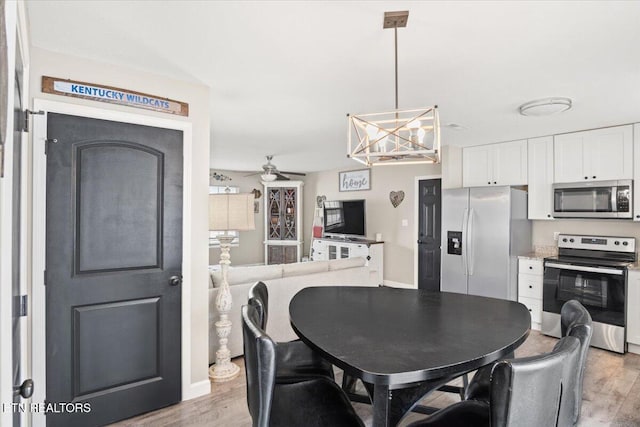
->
[347,11,441,166]
[260,172,277,182]
[519,97,572,116]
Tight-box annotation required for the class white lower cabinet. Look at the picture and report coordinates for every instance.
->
[518,257,543,330]
[627,269,640,354]
[311,238,384,285]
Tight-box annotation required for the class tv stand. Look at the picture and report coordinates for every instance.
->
[310,237,384,285]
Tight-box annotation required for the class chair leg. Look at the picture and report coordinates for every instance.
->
[460,374,469,399]
[342,373,358,393]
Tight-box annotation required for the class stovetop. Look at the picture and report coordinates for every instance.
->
[544,255,633,269]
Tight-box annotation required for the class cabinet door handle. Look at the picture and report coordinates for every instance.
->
[529,285,533,289]
[585,176,588,179]
[493,181,497,184]
[593,176,597,179]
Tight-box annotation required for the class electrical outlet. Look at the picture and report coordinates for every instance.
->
[401,219,408,227]
[553,232,560,241]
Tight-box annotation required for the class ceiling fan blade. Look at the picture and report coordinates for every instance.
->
[280,171,306,176]
[275,172,290,181]
[244,172,261,177]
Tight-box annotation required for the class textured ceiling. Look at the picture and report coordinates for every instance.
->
[26,1,640,173]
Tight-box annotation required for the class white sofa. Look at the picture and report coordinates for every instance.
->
[209,257,378,363]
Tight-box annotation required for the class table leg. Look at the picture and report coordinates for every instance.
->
[372,384,391,427]
[378,375,460,427]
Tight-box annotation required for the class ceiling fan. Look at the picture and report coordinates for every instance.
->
[247,155,306,181]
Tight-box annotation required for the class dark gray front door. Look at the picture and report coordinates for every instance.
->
[418,179,441,291]
[45,113,183,426]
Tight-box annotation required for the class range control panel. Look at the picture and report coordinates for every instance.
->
[558,234,636,253]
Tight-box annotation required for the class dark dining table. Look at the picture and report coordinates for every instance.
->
[289,286,531,427]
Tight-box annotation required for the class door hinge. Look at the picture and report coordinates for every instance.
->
[22,109,44,132]
[18,295,28,317]
[44,138,58,155]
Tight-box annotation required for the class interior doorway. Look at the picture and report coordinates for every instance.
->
[417,178,442,291]
[45,113,183,426]
[30,100,197,427]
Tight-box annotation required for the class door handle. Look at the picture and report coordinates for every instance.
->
[14,379,34,399]
[169,275,182,286]
[417,239,423,244]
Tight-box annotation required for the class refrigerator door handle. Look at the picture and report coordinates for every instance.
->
[461,208,469,276]
[467,208,475,276]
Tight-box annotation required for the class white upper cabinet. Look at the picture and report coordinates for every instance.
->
[463,145,492,187]
[463,140,527,187]
[554,125,633,183]
[527,136,554,220]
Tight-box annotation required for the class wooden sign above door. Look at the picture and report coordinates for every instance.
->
[42,76,189,117]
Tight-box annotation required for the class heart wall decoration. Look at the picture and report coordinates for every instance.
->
[389,191,405,208]
[316,195,327,208]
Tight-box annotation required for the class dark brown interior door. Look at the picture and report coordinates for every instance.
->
[45,113,183,426]
[418,179,442,291]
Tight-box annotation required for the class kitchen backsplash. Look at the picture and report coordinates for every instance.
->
[532,245,558,256]
[532,219,640,250]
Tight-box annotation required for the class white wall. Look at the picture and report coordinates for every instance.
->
[304,163,441,285]
[28,46,211,396]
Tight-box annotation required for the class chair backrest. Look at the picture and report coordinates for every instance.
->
[560,300,593,425]
[490,336,580,427]
[241,301,276,427]
[248,281,269,330]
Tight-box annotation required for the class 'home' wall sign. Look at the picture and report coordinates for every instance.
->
[42,76,189,117]
[339,169,371,192]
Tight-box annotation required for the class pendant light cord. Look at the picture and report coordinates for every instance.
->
[394,26,398,110]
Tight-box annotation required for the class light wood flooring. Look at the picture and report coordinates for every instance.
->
[111,331,640,427]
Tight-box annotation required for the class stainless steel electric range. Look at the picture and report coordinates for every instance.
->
[542,234,636,353]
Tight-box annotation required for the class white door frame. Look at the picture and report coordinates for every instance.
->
[0,2,30,427]
[413,175,442,288]
[31,99,196,427]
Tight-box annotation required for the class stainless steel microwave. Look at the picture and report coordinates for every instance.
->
[552,180,632,218]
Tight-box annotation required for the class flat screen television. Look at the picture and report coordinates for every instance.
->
[323,199,366,239]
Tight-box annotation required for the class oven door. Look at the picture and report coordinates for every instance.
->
[543,262,625,327]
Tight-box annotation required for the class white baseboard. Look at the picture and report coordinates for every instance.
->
[628,343,640,355]
[183,379,211,400]
[383,280,416,289]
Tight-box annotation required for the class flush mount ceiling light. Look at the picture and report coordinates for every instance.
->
[347,11,441,166]
[519,97,572,116]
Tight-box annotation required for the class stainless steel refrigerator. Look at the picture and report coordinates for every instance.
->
[440,187,531,301]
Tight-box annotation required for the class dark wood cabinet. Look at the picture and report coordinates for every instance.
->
[267,245,298,265]
[264,181,303,264]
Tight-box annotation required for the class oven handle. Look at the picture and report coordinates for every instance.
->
[545,262,624,276]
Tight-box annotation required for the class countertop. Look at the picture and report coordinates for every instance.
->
[518,246,557,261]
[518,253,546,261]
[627,262,640,272]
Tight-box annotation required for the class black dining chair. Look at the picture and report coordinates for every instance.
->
[466,299,593,421]
[558,300,593,426]
[241,303,364,427]
[247,281,334,382]
[407,335,581,427]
